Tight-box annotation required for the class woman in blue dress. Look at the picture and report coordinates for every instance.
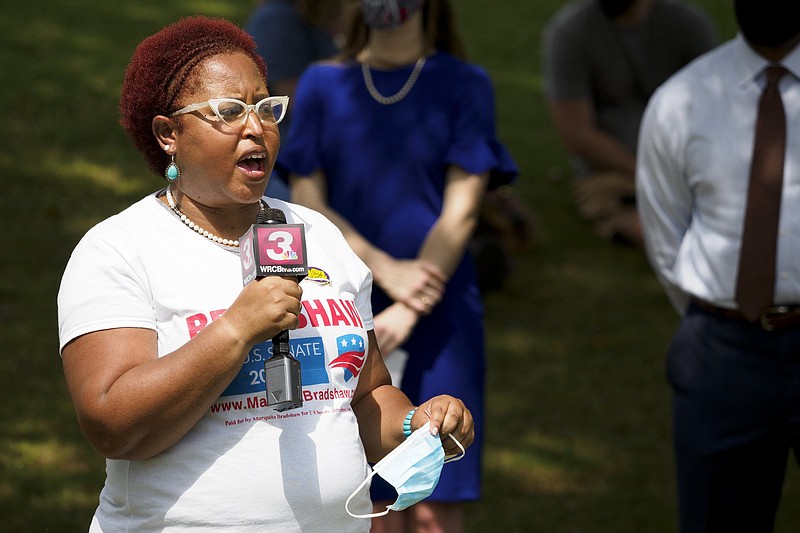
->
[277,1,517,530]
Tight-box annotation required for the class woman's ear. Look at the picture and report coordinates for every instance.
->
[152,115,177,153]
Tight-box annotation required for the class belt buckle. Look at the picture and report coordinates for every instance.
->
[759,306,792,331]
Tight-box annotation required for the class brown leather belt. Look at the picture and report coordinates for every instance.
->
[691,298,800,332]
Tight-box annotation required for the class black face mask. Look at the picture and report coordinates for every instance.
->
[598,0,636,18]
[735,0,800,48]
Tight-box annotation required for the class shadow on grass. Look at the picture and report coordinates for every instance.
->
[0,3,200,529]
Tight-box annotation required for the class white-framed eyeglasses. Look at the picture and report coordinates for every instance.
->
[171,96,289,127]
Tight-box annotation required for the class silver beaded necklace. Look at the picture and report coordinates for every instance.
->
[164,186,264,248]
[362,56,427,105]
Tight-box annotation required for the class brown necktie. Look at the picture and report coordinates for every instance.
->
[735,65,787,321]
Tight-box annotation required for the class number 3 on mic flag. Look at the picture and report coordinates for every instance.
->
[241,223,309,284]
[264,228,300,262]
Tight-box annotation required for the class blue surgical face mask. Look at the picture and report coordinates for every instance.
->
[345,421,465,518]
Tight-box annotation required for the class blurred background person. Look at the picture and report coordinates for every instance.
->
[246,0,347,199]
[637,0,800,530]
[541,0,716,247]
[248,0,534,292]
[246,0,346,133]
[277,0,517,530]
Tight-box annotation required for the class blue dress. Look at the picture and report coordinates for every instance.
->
[277,51,517,502]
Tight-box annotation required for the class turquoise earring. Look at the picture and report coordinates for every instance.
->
[165,153,180,182]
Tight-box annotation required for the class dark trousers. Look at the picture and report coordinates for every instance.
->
[669,302,800,533]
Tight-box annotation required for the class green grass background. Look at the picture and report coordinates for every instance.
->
[1,0,798,531]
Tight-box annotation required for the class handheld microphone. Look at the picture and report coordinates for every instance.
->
[240,206,308,411]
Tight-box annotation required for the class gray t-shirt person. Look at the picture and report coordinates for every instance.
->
[542,0,717,175]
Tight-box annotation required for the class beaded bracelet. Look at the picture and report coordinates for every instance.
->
[403,407,418,438]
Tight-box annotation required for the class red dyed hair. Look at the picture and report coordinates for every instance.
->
[119,16,267,176]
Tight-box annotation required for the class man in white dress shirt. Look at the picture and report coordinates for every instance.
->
[637,1,800,531]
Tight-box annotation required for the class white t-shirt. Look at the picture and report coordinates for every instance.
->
[58,193,376,532]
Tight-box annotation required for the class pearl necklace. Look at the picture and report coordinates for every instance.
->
[362,56,426,105]
[165,186,264,248]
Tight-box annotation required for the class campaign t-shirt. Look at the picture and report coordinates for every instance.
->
[58,193,375,532]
